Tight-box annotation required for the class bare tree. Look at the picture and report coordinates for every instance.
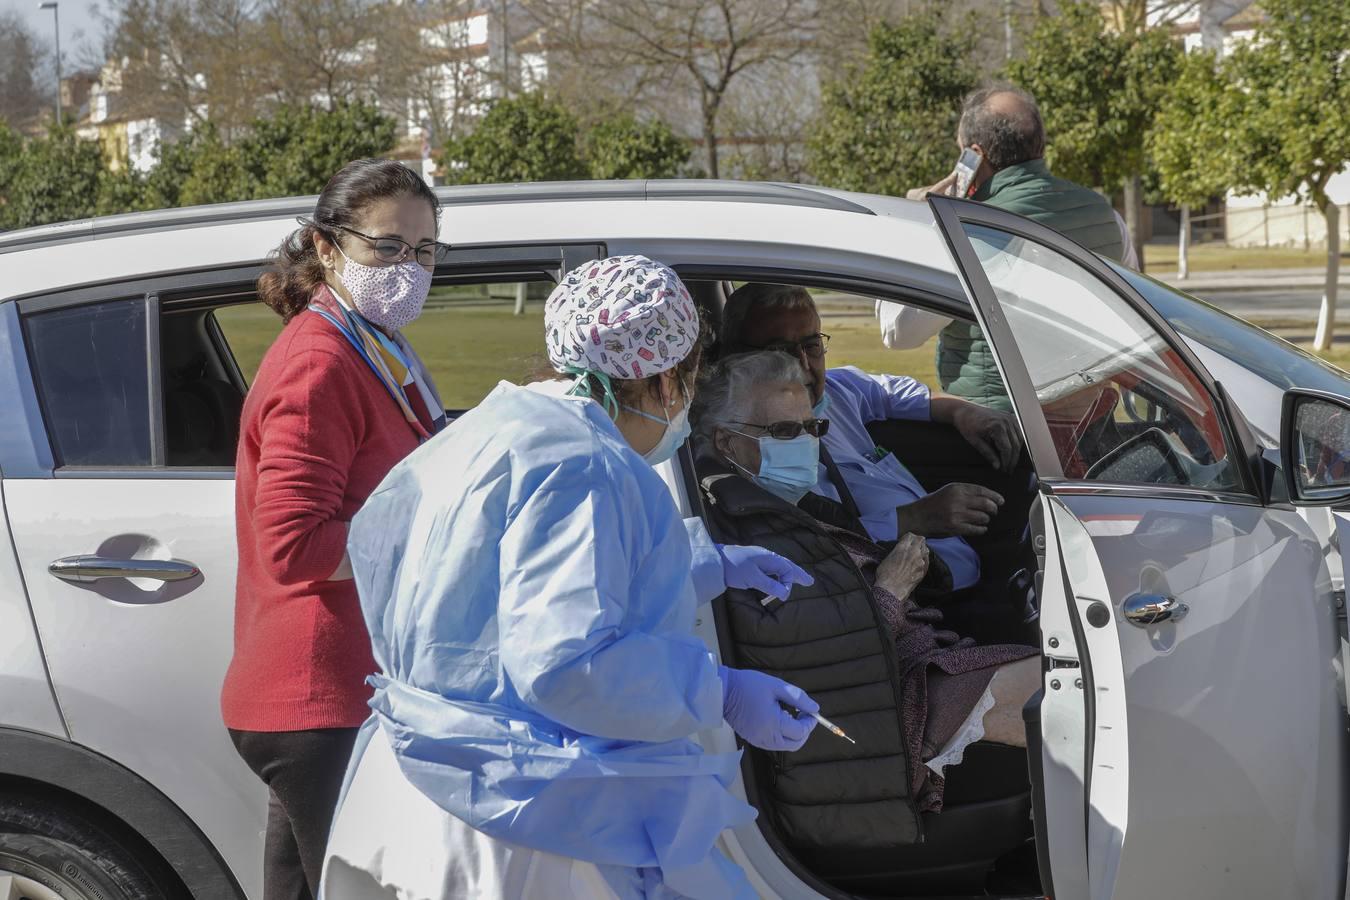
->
[256,0,378,111]
[718,56,817,181]
[380,0,498,145]
[521,0,683,124]
[0,12,51,129]
[103,0,265,139]
[528,0,817,179]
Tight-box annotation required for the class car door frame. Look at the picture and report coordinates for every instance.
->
[11,242,610,477]
[0,237,606,900]
[926,194,1332,898]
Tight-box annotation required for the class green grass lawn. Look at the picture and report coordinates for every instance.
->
[1143,242,1345,273]
[214,302,939,410]
[215,302,552,410]
[215,301,1350,413]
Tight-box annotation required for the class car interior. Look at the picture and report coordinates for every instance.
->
[162,302,248,467]
[147,269,1049,899]
[685,278,1046,900]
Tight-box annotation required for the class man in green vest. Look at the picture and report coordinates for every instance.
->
[892,84,1131,411]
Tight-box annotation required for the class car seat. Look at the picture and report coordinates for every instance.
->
[865,418,1038,646]
[798,742,1036,897]
[164,366,244,466]
[683,279,730,348]
[1043,386,1121,478]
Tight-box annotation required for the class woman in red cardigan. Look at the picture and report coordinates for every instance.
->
[222,158,446,900]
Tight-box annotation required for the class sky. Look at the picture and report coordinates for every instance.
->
[3,0,107,67]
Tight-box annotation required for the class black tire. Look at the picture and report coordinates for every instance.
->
[0,832,127,900]
[0,791,185,899]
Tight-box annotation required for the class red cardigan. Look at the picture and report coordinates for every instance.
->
[221,303,425,732]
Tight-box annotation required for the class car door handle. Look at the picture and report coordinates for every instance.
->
[1122,593,1188,626]
[49,556,201,584]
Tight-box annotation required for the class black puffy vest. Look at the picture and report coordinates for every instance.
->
[697,465,921,851]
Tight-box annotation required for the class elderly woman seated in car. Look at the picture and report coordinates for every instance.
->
[691,350,1040,815]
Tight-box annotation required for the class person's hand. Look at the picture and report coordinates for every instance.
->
[905,171,958,202]
[949,402,1022,471]
[719,666,819,751]
[718,543,813,601]
[876,533,929,599]
[896,483,1004,538]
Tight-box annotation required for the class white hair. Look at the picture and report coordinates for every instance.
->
[692,350,811,449]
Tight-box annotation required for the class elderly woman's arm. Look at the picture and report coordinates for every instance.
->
[875,534,929,600]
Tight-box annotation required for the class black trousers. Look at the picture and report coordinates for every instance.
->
[229,728,359,900]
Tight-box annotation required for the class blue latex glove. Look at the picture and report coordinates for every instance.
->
[718,666,819,751]
[717,543,813,601]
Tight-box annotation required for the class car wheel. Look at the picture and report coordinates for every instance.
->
[0,833,127,900]
[0,793,184,899]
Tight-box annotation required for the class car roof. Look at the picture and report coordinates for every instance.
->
[0,180,955,302]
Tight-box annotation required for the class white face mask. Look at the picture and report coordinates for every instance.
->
[336,246,433,330]
[621,379,692,467]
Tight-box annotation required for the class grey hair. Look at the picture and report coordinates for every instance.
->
[957,82,1045,172]
[718,283,815,355]
[692,350,812,451]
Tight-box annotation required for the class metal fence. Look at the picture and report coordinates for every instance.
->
[1187,203,1350,249]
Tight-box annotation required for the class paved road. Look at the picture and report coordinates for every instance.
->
[1193,287,1347,324]
[1156,265,1350,325]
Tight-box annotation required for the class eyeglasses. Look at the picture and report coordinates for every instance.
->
[745,333,831,359]
[301,217,449,267]
[728,418,830,440]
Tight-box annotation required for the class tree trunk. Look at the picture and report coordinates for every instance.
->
[1123,174,1145,271]
[1313,202,1341,351]
[1178,204,1190,281]
[700,88,722,180]
[514,281,528,317]
[703,114,719,180]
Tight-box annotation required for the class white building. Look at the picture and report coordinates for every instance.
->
[402,3,548,144]
[1168,1,1350,249]
[76,59,186,175]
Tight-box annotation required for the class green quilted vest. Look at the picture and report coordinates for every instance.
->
[938,159,1125,410]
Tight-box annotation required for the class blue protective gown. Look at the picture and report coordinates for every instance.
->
[338,381,756,899]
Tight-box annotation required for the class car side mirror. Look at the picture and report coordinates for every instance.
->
[1281,389,1350,505]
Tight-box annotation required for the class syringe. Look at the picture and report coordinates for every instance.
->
[809,711,856,745]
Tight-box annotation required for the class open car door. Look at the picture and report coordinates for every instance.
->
[928,195,1347,899]
[1281,388,1350,900]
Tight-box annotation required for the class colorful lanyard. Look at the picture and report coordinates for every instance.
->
[308,302,441,442]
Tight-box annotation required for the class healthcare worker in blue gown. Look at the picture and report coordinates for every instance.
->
[320,255,821,900]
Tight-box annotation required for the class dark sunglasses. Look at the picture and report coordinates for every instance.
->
[728,418,830,440]
[300,217,450,267]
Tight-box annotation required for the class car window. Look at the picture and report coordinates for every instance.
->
[729,285,942,391]
[26,299,153,467]
[213,279,553,411]
[962,224,1239,490]
[1115,265,1350,395]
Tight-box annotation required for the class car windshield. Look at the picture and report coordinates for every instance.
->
[1112,263,1350,395]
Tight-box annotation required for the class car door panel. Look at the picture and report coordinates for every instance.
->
[1034,496,1090,900]
[1067,493,1342,898]
[929,195,1346,898]
[6,290,266,895]
[4,476,264,896]
[0,483,66,738]
[1047,499,1131,900]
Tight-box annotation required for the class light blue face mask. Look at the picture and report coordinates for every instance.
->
[621,381,692,467]
[812,390,832,419]
[729,432,821,505]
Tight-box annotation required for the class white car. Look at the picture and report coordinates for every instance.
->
[1,181,1349,900]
